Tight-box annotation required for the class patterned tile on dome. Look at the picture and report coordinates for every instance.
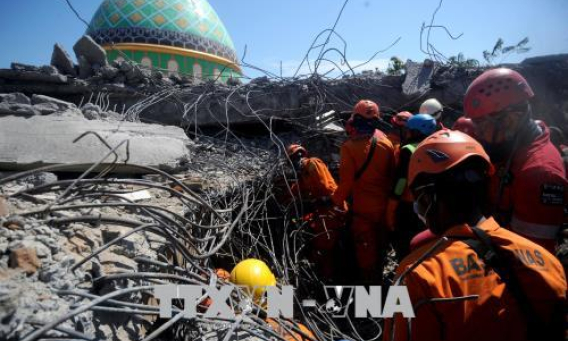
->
[129,13,143,23]
[110,13,121,24]
[174,2,185,11]
[88,0,238,56]
[140,5,156,17]
[163,7,178,19]
[198,23,209,34]
[175,18,189,29]
[153,14,166,26]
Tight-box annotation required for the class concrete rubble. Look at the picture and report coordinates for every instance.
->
[0,128,299,341]
[0,114,192,174]
[51,44,77,78]
[1,37,567,130]
[0,32,567,341]
[73,35,109,70]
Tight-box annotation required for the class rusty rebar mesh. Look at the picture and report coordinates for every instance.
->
[0,115,396,341]
[0,1,413,340]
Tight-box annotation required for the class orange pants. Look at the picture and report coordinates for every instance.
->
[351,212,388,283]
[307,206,346,279]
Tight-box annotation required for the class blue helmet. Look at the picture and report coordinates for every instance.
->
[406,113,437,136]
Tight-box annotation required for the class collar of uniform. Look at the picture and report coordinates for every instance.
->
[441,216,500,239]
[511,120,549,169]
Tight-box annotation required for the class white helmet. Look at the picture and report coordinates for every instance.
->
[419,98,443,120]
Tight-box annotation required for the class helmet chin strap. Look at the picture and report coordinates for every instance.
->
[493,109,539,213]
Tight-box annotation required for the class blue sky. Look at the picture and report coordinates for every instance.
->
[0,0,567,78]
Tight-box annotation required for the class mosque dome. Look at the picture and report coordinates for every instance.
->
[87,0,240,81]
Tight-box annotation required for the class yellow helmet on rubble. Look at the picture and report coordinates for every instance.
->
[230,258,277,298]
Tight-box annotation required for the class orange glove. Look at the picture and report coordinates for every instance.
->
[386,198,399,231]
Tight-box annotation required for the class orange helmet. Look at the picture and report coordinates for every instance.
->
[353,100,380,119]
[287,144,307,157]
[391,111,413,128]
[408,130,493,187]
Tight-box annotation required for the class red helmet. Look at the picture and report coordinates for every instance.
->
[391,111,413,127]
[353,100,380,119]
[452,117,477,138]
[345,117,356,137]
[408,130,493,187]
[464,68,534,119]
[287,144,307,157]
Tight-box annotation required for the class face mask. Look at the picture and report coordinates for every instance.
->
[413,201,428,225]
[292,158,303,172]
[481,140,514,163]
[413,191,433,225]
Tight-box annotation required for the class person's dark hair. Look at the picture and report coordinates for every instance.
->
[413,156,490,232]
[436,157,490,222]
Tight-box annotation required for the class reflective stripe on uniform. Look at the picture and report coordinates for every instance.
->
[510,216,560,239]
[401,143,417,154]
[394,178,407,196]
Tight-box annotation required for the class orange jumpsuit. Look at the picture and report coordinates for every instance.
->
[332,130,395,281]
[292,157,346,278]
[266,319,315,341]
[384,217,566,341]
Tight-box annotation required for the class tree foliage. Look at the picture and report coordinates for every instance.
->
[483,37,531,65]
[447,53,480,68]
[387,56,405,76]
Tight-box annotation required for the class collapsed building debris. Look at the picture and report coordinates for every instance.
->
[0,110,384,340]
[1,20,567,341]
[1,36,567,130]
[0,115,192,173]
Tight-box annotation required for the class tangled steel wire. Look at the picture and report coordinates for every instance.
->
[0,114,389,341]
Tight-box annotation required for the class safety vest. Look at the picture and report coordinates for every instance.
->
[396,143,418,202]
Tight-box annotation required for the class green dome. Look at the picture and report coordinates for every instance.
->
[87,0,240,79]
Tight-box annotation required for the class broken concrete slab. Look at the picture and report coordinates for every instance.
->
[39,65,59,76]
[33,102,59,115]
[0,69,67,84]
[402,60,439,96]
[31,94,76,111]
[77,55,92,79]
[10,63,41,72]
[0,93,30,105]
[522,54,568,65]
[51,43,77,77]
[0,103,40,117]
[0,115,192,174]
[73,35,108,67]
[48,108,85,119]
[100,65,119,80]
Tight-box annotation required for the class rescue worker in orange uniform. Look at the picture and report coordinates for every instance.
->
[384,130,567,341]
[386,114,436,260]
[464,68,568,253]
[287,144,346,279]
[387,111,413,149]
[332,100,396,283]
